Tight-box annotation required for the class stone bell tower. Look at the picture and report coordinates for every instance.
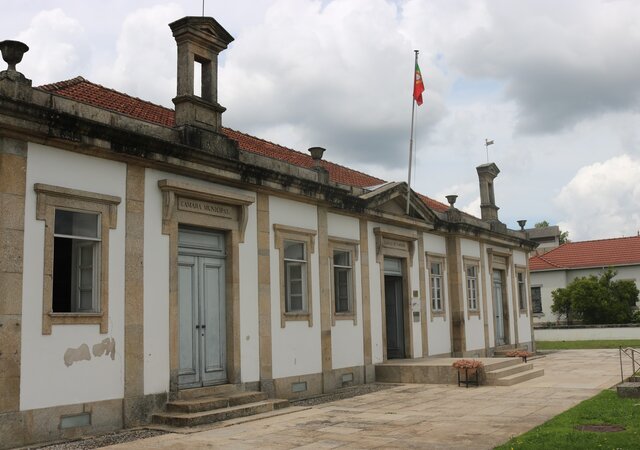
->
[476,162,501,223]
[169,16,234,132]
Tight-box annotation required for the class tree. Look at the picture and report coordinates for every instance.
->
[550,268,639,325]
[534,220,569,244]
[550,285,574,324]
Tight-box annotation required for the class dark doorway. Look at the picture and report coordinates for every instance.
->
[385,275,405,359]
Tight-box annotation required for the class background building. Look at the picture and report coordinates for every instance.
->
[530,235,640,322]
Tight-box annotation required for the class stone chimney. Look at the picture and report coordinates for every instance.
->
[169,17,234,132]
[476,162,500,223]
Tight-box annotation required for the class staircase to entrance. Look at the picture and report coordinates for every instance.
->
[152,384,289,428]
[376,356,544,386]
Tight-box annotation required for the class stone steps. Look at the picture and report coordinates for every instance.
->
[617,382,640,398]
[152,385,289,428]
[166,391,269,413]
[485,362,534,381]
[486,365,545,386]
[153,399,290,427]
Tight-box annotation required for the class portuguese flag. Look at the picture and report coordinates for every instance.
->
[413,62,425,106]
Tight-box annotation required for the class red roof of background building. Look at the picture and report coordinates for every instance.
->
[530,235,640,271]
[37,76,449,210]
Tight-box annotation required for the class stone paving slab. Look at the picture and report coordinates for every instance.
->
[105,349,623,450]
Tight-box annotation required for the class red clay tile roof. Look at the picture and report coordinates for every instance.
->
[417,193,448,213]
[37,76,448,208]
[39,77,176,127]
[530,235,640,271]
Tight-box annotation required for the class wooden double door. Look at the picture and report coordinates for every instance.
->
[178,228,227,388]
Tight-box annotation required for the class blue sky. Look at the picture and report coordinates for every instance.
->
[3,0,639,241]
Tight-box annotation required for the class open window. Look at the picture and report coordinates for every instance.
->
[35,184,120,334]
[53,210,101,313]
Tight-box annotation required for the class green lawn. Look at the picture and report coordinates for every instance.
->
[536,339,640,350]
[495,390,640,450]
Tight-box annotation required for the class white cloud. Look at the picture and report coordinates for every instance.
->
[219,0,448,169]
[96,3,184,107]
[16,9,88,85]
[461,196,481,218]
[555,155,640,241]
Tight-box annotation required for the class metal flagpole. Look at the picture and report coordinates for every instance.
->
[406,50,419,215]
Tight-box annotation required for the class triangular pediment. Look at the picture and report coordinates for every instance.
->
[360,182,438,223]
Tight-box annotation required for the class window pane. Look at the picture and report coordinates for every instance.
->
[55,210,99,238]
[531,287,542,313]
[290,279,302,296]
[52,237,73,312]
[289,295,303,312]
[285,261,306,312]
[333,250,350,267]
[284,240,305,260]
[431,263,441,275]
[384,258,402,275]
[79,290,93,311]
[335,268,351,313]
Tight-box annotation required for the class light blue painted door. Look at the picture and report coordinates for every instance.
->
[492,269,505,346]
[178,228,226,388]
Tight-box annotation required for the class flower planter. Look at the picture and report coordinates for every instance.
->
[452,359,484,388]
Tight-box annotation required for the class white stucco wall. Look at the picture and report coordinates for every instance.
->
[269,196,321,378]
[368,222,383,363]
[143,169,259,394]
[142,170,170,395]
[423,233,451,355]
[460,239,484,352]
[238,200,260,382]
[21,143,127,410]
[530,270,567,323]
[327,213,364,369]
[535,326,640,341]
[409,241,422,358]
[514,250,533,344]
[482,248,494,348]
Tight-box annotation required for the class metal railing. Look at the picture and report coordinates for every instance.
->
[619,346,640,383]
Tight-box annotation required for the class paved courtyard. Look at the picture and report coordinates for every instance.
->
[106,349,623,449]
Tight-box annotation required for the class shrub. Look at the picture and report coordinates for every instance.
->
[551,268,639,325]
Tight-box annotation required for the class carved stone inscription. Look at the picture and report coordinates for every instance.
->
[382,238,408,251]
[178,197,234,219]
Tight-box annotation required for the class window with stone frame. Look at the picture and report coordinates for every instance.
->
[333,249,352,313]
[284,239,308,313]
[531,286,542,314]
[517,271,528,311]
[52,210,101,313]
[466,264,479,311]
[329,238,359,324]
[429,258,445,313]
[35,184,120,334]
[273,224,316,327]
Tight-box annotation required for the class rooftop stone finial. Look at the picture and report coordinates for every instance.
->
[0,40,29,72]
[445,194,458,209]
